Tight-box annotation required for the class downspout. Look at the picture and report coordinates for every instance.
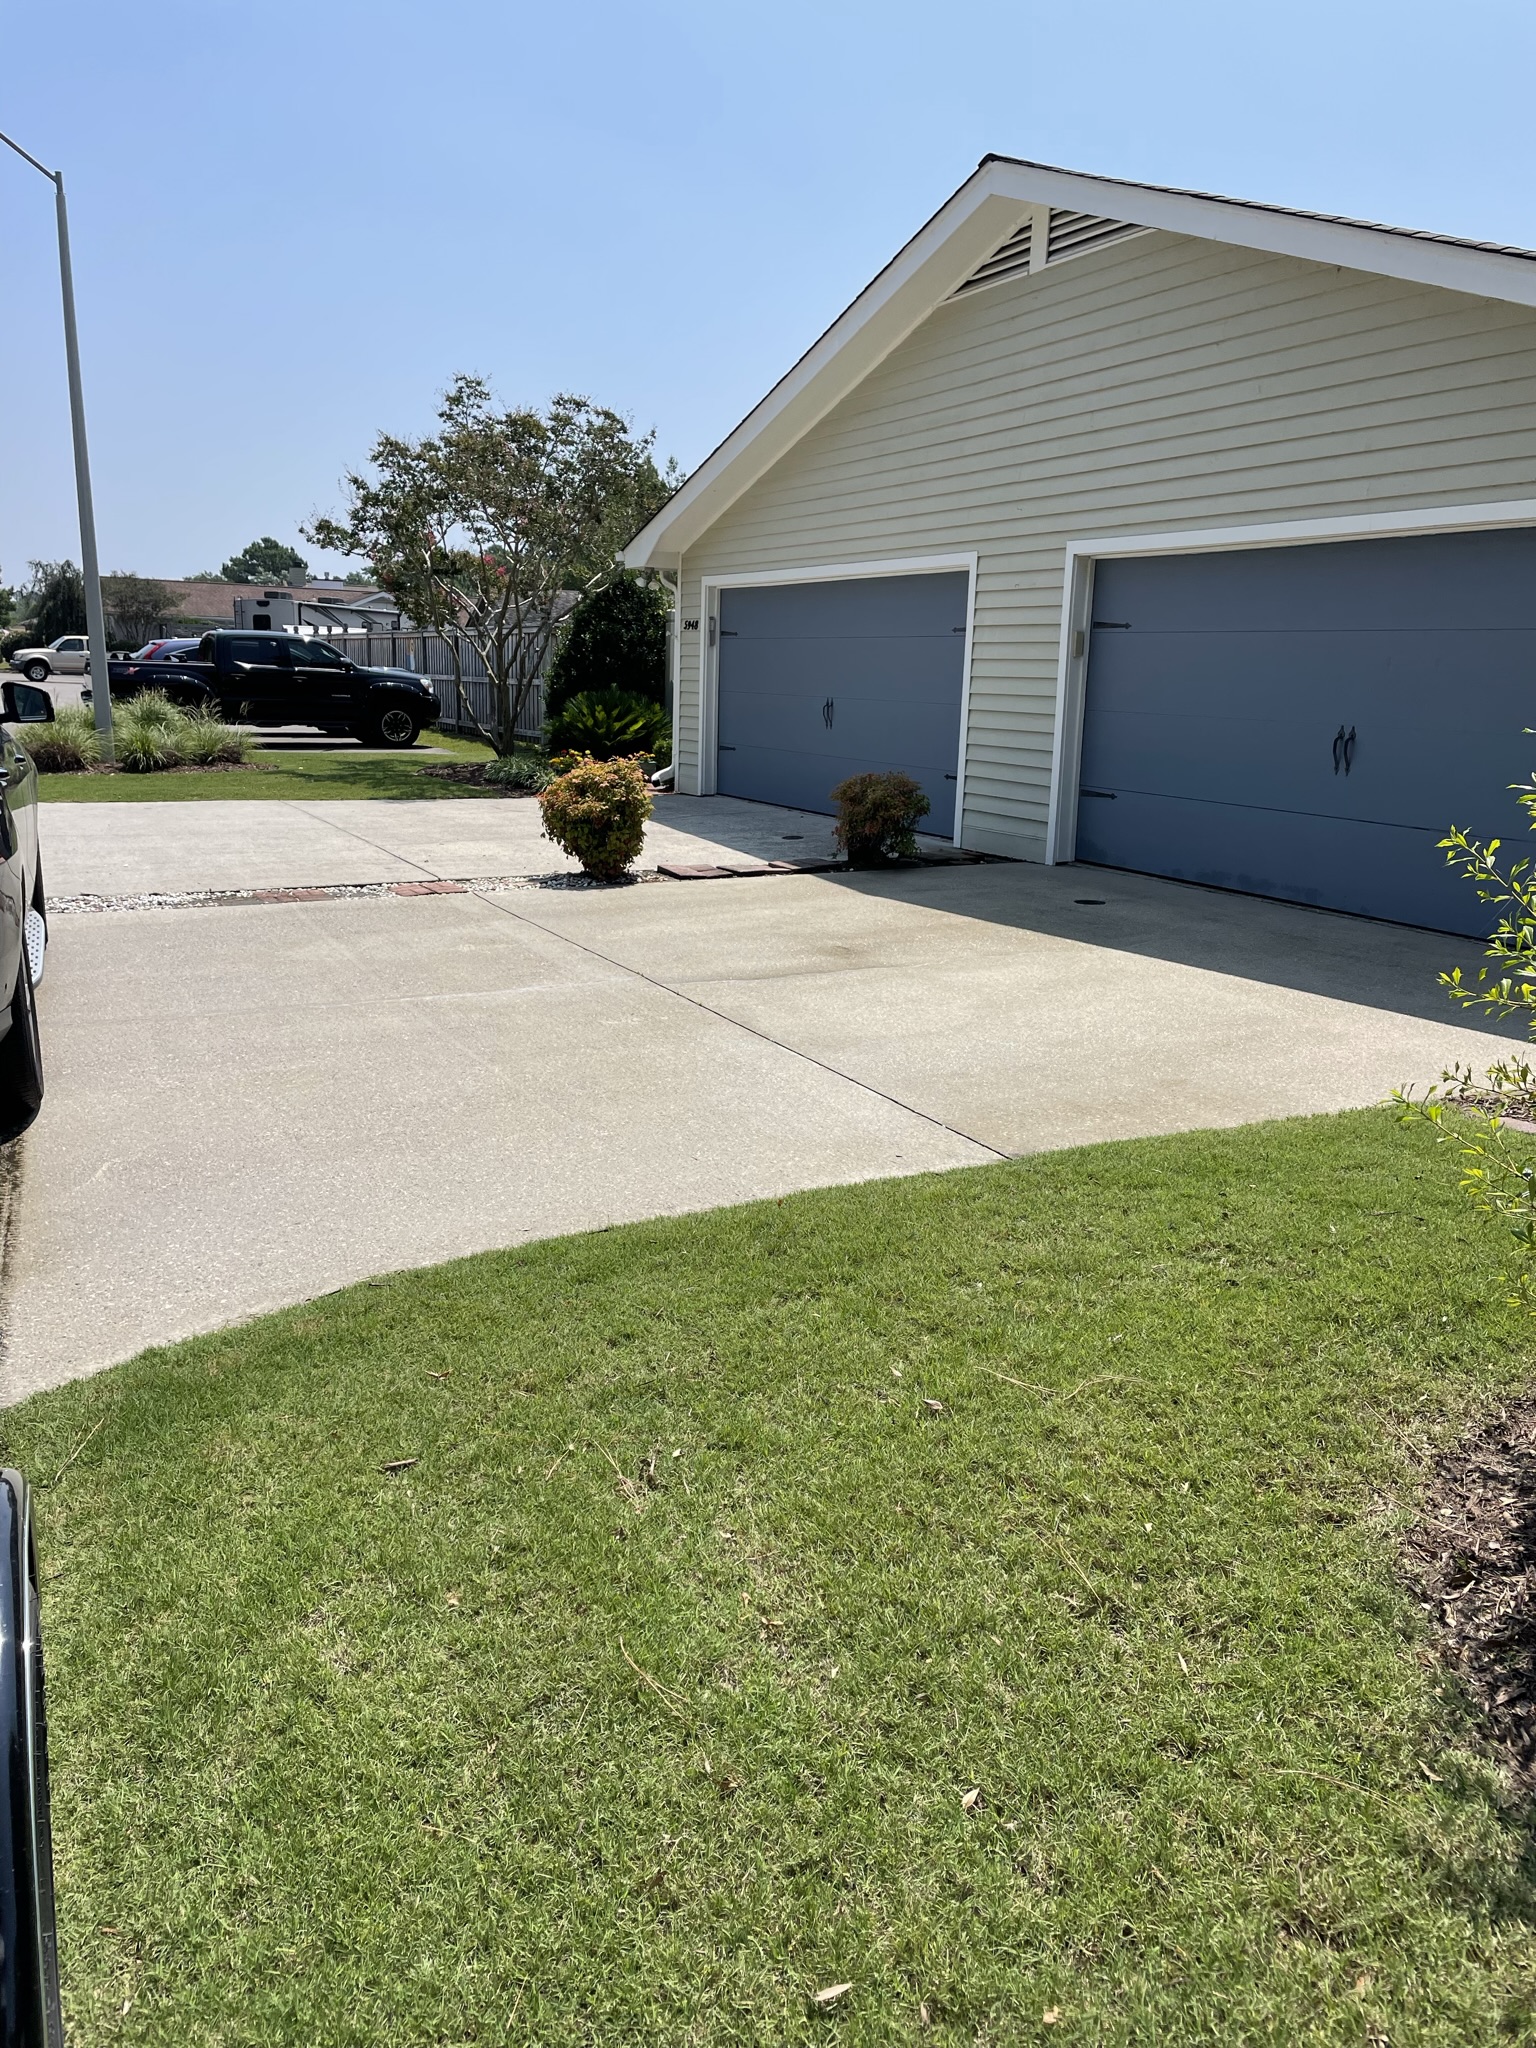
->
[649,557,681,789]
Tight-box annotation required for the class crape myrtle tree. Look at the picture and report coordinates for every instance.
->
[306,376,674,757]
[100,573,179,648]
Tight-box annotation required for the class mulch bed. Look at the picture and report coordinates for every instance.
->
[41,760,272,778]
[1403,1397,1536,1790]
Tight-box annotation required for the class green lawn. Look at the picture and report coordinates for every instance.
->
[4,1110,1534,2046]
[36,731,502,802]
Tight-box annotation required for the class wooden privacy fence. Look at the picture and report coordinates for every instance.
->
[327,632,547,741]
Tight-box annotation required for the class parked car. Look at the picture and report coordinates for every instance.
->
[0,682,51,1145]
[0,1467,63,2046]
[129,639,203,664]
[91,631,441,748]
[9,638,88,684]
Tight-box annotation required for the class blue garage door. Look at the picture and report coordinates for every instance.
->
[1077,528,1536,936]
[717,572,969,836]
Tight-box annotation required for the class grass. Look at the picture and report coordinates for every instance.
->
[35,730,503,802]
[4,1110,1536,2045]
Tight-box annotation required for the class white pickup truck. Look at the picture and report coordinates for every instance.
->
[9,636,89,682]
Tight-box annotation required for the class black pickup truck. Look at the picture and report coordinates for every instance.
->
[92,631,441,749]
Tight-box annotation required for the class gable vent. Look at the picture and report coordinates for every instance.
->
[1045,210,1147,265]
[949,208,1150,298]
[951,217,1033,297]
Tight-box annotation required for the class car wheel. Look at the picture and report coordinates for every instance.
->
[0,948,43,1145]
[370,706,420,749]
[25,864,46,994]
[21,663,47,685]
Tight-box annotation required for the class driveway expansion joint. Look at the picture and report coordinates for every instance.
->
[472,887,1012,1163]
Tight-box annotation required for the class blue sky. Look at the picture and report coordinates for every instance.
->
[4,0,1535,582]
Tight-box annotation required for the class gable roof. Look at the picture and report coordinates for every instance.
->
[624,156,1536,569]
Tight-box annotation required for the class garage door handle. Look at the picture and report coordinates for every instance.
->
[823,698,834,728]
[1343,725,1357,774]
[1332,725,1346,774]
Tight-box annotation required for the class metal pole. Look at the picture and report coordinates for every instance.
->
[0,133,114,761]
[52,176,113,762]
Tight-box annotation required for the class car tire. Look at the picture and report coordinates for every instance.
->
[367,705,420,749]
[0,947,43,1145]
[20,663,48,685]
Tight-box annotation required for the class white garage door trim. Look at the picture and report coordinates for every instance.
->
[1045,495,1536,866]
[698,554,979,844]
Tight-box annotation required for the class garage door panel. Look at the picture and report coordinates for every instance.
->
[1078,791,1478,932]
[718,741,954,819]
[1079,529,1536,935]
[718,572,967,836]
[1096,530,1536,634]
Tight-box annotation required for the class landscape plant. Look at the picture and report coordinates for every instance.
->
[543,570,671,722]
[306,377,675,757]
[1395,771,1536,1304]
[33,692,252,776]
[24,704,97,773]
[482,751,553,792]
[538,753,652,878]
[831,769,931,864]
[546,688,670,763]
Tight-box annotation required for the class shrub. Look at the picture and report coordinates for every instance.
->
[115,693,181,773]
[171,702,250,766]
[830,770,931,865]
[110,690,245,773]
[547,688,670,763]
[26,704,99,773]
[538,754,652,880]
[1396,769,1536,1307]
[483,751,552,792]
[544,571,670,722]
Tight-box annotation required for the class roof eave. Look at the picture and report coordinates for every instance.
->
[626,157,1536,570]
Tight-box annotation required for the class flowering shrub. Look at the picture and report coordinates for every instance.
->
[538,754,652,879]
[830,770,931,865]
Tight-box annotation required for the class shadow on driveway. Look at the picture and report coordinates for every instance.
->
[810,856,1519,1038]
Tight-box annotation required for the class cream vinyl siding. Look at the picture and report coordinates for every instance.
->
[673,229,1536,858]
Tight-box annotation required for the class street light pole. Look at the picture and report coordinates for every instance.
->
[0,131,114,762]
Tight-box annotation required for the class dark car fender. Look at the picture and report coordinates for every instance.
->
[0,1472,62,2047]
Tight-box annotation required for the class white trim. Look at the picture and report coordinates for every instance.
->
[1043,495,1536,863]
[698,553,979,844]
[626,157,1536,569]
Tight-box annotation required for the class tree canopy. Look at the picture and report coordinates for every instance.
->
[101,573,180,647]
[25,561,86,641]
[218,537,310,586]
[544,571,670,721]
[307,376,674,755]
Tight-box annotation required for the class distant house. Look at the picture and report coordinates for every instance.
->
[160,582,405,633]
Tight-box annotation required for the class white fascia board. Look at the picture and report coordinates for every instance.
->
[624,179,1029,567]
[627,157,1536,571]
[983,160,1536,311]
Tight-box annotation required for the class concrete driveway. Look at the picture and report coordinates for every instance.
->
[45,791,954,898]
[5,795,1516,1399]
